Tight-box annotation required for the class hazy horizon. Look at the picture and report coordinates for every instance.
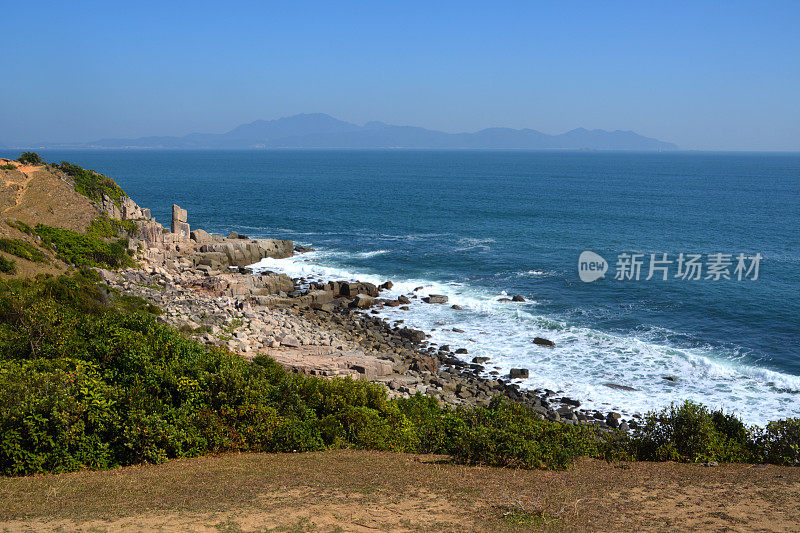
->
[2,1,799,151]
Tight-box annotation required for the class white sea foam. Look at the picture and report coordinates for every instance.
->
[251,251,800,425]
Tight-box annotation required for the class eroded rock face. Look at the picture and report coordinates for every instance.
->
[197,239,293,267]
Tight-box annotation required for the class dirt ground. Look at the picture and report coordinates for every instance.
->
[0,159,99,277]
[1,159,97,233]
[1,450,798,532]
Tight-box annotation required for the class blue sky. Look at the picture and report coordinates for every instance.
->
[1,1,798,150]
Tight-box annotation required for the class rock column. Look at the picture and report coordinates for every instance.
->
[171,204,190,241]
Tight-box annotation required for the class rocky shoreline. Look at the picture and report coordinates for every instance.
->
[103,201,630,431]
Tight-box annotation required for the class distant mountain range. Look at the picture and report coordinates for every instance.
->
[61,113,679,150]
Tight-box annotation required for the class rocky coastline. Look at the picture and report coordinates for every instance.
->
[104,200,629,431]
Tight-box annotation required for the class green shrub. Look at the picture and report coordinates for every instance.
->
[17,152,44,165]
[0,256,16,275]
[56,162,127,206]
[0,239,48,264]
[34,224,135,269]
[0,164,16,171]
[755,418,800,466]
[630,401,754,463]
[86,216,137,240]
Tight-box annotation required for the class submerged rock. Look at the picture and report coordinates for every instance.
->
[604,383,637,391]
[423,294,449,304]
[533,337,555,347]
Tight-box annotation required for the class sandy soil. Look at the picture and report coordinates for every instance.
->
[1,450,798,532]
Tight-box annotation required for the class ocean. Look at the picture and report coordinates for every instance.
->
[32,149,800,425]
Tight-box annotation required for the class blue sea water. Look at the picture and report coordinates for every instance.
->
[31,149,800,424]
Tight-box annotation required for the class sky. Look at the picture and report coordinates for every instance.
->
[1,1,799,150]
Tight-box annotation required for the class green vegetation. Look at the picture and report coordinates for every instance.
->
[0,272,797,477]
[0,239,48,264]
[56,162,127,206]
[625,401,799,465]
[0,256,16,275]
[34,224,135,269]
[0,164,17,171]
[86,216,137,240]
[16,152,44,166]
[0,273,606,476]
[5,220,34,236]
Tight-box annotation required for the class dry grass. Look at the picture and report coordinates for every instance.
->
[1,450,798,532]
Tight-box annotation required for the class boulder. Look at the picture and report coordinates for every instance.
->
[410,354,439,373]
[398,327,426,343]
[512,294,526,302]
[398,295,411,304]
[379,281,393,290]
[472,356,490,364]
[349,294,375,308]
[606,412,622,428]
[191,229,212,243]
[280,334,301,348]
[533,337,555,347]
[340,282,379,297]
[451,304,463,310]
[509,368,529,379]
[422,294,449,304]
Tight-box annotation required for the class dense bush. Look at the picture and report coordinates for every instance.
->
[56,162,127,206]
[35,224,135,269]
[86,216,137,240]
[0,164,17,171]
[0,239,48,264]
[0,256,15,275]
[17,152,44,165]
[755,418,800,466]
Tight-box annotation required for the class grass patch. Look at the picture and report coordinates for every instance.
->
[34,224,135,270]
[0,256,16,275]
[0,239,48,264]
[56,162,127,206]
[5,220,34,236]
[501,508,550,527]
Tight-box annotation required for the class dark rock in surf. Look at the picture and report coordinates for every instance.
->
[509,368,529,379]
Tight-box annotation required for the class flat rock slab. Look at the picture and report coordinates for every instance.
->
[261,346,394,380]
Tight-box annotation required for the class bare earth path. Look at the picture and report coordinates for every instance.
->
[1,450,798,532]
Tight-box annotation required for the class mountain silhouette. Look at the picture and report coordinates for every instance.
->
[86,113,678,150]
